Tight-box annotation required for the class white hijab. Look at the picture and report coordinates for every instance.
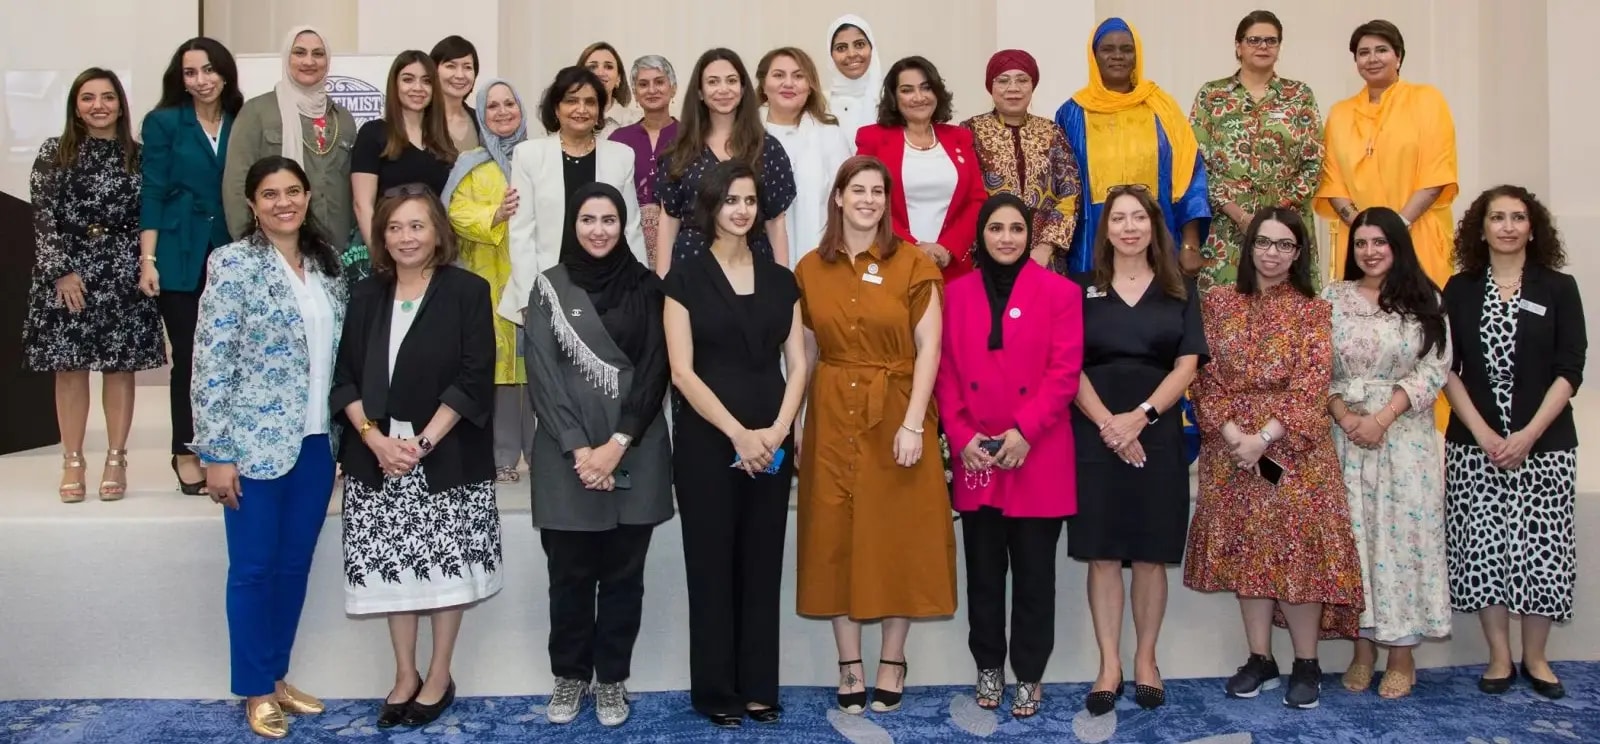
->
[824,14,883,134]
[274,26,331,162]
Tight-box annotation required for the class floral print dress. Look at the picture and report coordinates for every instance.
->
[1189,75,1324,291]
[1185,283,1364,638]
[1324,282,1452,642]
[24,137,163,372]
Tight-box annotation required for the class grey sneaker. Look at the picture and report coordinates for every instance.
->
[546,677,588,724]
[594,681,631,727]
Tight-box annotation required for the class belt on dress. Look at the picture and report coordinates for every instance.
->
[819,357,916,429]
[1340,377,1401,409]
[60,220,139,239]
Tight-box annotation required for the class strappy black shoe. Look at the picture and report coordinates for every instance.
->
[871,659,907,712]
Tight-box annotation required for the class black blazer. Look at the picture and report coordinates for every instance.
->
[1442,264,1586,451]
[332,264,496,491]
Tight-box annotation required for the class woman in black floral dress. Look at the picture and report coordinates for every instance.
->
[24,68,164,503]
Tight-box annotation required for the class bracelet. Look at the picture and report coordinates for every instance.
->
[357,419,377,438]
[140,255,157,264]
[900,423,925,435]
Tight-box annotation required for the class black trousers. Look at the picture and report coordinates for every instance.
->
[541,523,656,684]
[676,448,791,716]
[961,506,1063,682]
[155,289,201,455]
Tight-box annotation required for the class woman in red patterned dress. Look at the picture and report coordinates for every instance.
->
[1184,207,1362,711]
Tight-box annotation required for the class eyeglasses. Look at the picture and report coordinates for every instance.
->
[992,74,1033,91]
[382,183,437,199]
[1106,183,1151,197]
[1243,36,1281,48]
[1252,236,1299,254]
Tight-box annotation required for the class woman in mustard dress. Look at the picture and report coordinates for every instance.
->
[444,78,532,482]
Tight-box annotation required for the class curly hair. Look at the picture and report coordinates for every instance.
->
[1453,184,1565,275]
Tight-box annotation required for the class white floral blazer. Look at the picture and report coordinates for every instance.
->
[189,235,348,479]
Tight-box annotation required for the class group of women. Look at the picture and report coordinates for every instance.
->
[20,8,1583,739]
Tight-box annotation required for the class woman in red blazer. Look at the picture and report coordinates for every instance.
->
[934,193,1083,716]
[855,55,987,281]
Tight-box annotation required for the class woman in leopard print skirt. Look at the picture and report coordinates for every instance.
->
[1441,185,1585,700]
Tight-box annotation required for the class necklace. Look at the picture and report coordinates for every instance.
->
[308,114,339,156]
[903,128,937,151]
[561,135,596,161]
[398,270,433,312]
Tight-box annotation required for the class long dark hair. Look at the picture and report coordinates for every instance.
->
[242,156,340,277]
[1236,207,1316,297]
[379,51,456,163]
[57,68,139,173]
[664,48,765,180]
[1344,208,1446,359]
[693,160,761,239]
[156,37,244,116]
[1088,185,1186,301]
[1453,184,1565,274]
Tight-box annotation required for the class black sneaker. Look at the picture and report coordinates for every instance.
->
[1225,654,1281,698]
[1283,658,1322,709]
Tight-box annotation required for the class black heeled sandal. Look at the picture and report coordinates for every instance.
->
[170,455,206,495]
[1085,675,1123,716]
[376,674,422,728]
[871,659,907,713]
[837,659,867,714]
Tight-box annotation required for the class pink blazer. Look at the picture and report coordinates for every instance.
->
[855,123,987,282]
[934,262,1083,517]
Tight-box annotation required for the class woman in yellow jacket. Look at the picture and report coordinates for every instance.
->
[444,78,532,482]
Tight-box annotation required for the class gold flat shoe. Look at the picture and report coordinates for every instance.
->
[1378,668,1416,699]
[276,682,325,714]
[1342,662,1375,692]
[246,698,288,739]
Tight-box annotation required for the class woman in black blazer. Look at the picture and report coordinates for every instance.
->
[331,184,502,727]
[1442,185,1585,700]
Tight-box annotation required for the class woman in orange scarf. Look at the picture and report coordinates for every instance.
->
[1314,20,1458,286]
[1054,17,1210,275]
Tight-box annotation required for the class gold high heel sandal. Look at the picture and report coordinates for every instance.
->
[245,697,288,739]
[60,452,86,503]
[99,449,128,501]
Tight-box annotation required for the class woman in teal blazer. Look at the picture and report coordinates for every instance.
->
[138,37,244,494]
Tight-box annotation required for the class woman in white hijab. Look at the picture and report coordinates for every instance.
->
[824,14,883,136]
[222,26,358,263]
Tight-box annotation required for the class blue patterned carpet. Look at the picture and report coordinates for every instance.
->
[3,663,1596,743]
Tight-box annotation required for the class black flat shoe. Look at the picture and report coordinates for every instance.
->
[170,455,206,495]
[401,678,456,726]
[1085,676,1123,716]
[746,705,782,724]
[1135,683,1166,709]
[1478,672,1515,695]
[707,712,743,728]
[836,659,867,714]
[1521,663,1566,700]
[377,674,423,728]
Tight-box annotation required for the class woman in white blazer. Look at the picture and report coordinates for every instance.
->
[500,66,645,323]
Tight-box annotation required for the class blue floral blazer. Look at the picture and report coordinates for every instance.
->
[189,235,348,479]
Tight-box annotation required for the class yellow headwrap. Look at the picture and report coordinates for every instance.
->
[1070,18,1199,201]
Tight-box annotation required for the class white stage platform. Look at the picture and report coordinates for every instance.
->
[2,384,1597,701]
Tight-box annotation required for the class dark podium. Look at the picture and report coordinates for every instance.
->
[0,188,59,454]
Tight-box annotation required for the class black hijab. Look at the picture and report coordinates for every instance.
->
[970,193,1034,350]
[560,183,659,362]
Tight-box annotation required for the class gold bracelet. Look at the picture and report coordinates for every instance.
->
[900,423,925,435]
[140,255,157,264]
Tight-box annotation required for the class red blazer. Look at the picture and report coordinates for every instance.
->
[855,122,988,281]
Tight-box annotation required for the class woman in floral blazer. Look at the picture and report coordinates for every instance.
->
[190,155,348,740]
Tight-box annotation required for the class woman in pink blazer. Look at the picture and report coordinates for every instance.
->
[856,55,987,282]
[934,193,1083,718]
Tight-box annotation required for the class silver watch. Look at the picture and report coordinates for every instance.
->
[611,433,632,448]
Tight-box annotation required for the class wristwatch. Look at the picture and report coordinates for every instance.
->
[611,433,632,448]
[416,435,435,454]
[1259,431,1274,444]
[1139,402,1159,425]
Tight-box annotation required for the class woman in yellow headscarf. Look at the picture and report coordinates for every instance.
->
[1054,17,1211,274]
[1314,20,1457,285]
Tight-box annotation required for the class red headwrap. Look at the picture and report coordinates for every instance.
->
[986,49,1039,90]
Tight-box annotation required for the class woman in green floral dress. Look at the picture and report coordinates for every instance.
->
[1190,10,1324,291]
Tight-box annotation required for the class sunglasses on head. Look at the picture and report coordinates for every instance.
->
[1106,183,1152,197]
[382,183,437,199]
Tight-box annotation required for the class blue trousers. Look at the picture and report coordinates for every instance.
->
[223,435,335,696]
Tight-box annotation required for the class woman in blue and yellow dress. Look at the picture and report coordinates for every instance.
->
[1054,17,1210,275]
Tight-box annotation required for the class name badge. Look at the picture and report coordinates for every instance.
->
[862,273,884,285]
[1520,298,1547,316]
[1086,286,1106,299]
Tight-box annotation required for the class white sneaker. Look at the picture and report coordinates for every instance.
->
[546,677,588,724]
[594,682,631,727]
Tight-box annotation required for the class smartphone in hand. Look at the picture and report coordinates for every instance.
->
[978,439,1002,456]
[1257,457,1285,486]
